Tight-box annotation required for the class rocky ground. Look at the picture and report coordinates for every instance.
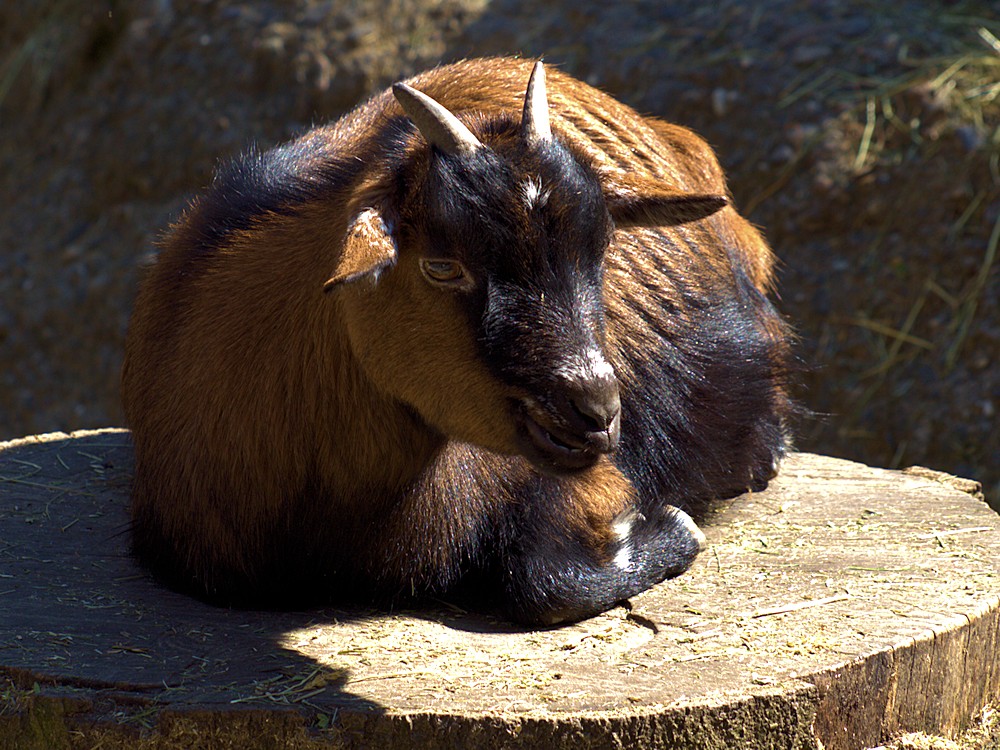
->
[1,0,997,507]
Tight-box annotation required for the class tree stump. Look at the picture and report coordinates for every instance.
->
[0,429,997,749]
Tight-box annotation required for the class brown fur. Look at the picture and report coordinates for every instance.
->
[122,57,787,612]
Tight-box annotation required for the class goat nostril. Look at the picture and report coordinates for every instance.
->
[570,387,621,434]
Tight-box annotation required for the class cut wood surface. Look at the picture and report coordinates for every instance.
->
[0,429,998,749]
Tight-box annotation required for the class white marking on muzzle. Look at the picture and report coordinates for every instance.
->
[556,347,615,383]
[586,348,614,379]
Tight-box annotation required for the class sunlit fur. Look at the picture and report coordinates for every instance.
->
[122,57,794,625]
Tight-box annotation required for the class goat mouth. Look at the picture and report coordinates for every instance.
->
[516,401,605,473]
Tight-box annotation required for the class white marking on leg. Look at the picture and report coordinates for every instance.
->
[612,507,641,571]
[671,508,706,551]
[611,507,641,540]
[614,541,633,571]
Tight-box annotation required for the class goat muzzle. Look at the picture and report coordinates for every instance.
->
[516,374,621,473]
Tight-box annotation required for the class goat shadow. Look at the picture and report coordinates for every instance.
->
[0,431,571,736]
[0,431,383,727]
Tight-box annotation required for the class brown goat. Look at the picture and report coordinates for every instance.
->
[122,57,793,625]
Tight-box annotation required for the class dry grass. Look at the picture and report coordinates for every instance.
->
[767,10,1000,497]
[866,24,1000,372]
[873,704,1000,750]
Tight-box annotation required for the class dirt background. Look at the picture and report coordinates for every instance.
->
[0,0,997,507]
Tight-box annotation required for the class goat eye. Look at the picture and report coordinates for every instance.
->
[420,259,469,286]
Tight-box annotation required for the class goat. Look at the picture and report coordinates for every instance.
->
[121,57,793,625]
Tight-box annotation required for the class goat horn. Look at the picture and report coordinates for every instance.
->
[392,83,483,157]
[521,61,552,143]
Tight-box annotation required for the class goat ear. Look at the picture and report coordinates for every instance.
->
[604,174,728,228]
[323,207,397,291]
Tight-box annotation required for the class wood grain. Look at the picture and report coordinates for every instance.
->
[1,430,997,749]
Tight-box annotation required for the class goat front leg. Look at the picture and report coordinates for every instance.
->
[489,458,705,626]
